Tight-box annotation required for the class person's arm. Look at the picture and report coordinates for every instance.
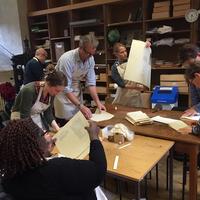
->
[55,122,107,194]
[88,86,106,111]
[43,98,60,132]
[66,92,93,119]
[17,85,36,118]
[111,63,125,88]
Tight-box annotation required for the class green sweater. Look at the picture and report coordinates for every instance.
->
[12,82,55,126]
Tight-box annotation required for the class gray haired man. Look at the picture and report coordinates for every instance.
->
[54,34,106,125]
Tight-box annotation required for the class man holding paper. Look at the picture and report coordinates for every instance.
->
[111,41,151,107]
[54,34,106,126]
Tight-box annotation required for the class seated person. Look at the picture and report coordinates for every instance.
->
[179,62,200,136]
[111,41,151,107]
[180,44,200,117]
[0,118,107,200]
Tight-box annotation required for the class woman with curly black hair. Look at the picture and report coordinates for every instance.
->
[0,118,107,200]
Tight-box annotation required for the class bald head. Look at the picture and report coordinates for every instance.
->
[35,48,48,63]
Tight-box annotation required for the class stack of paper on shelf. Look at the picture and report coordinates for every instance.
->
[152,1,170,19]
[173,0,190,17]
[160,74,188,93]
[151,116,189,132]
[126,111,152,125]
[53,111,90,159]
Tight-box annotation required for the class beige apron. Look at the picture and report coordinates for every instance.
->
[112,62,142,107]
[54,81,83,120]
[11,87,51,130]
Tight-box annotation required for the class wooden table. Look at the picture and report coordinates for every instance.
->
[98,104,200,200]
[102,135,174,200]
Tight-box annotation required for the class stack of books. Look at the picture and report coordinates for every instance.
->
[152,1,170,19]
[126,111,152,125]
[173,0,190,17]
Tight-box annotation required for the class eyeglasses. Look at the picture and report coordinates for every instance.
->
[82,47,96,56]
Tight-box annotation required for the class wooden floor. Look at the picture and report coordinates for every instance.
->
[102,155,200,200]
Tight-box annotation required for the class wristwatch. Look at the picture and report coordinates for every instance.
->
[77,103,83,109]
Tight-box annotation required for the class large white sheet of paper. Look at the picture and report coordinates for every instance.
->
[53,111,90,159]
[124,39,151,88]
[91,111,114,122]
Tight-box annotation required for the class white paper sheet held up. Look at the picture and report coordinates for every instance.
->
[180,114,200,121]
[91,111,114,122]
[53,111,90,159]
[124,39,151,88]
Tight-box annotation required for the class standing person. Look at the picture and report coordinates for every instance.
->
[11,70,67,132]
[54,34,106,126]
[111,42,151,107]
[179,44,200,117]
[0,118,107,200]
[23,48,48,85]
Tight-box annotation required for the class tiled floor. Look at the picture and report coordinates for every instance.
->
[102,156,200,200]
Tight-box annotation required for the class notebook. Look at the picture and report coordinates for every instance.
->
[126,111,152,125]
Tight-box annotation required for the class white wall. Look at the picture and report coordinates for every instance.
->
[0,0,28,56]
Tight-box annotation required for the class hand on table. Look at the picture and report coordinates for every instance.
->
[181,107,198,117]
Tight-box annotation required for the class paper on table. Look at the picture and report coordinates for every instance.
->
[151,116,189,131]
[124,39,151,88]
[180,114,200,121]
[53,111,90,159]
[151,116,178,124]
[91,111,114,122]
[169,120,189,131]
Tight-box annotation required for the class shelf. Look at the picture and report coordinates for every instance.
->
[146,30,191,36]
[50,36,71,40]
[28,0,123,16]
[71,22,104,28]
[35,37,49,41]
[32,29,49,33]
[152,67,186,70]
[31,21,48,26]
[145,16,185,23]
[107,20,142,27]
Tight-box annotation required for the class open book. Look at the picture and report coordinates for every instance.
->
[151,116,189,132]
[53,111,90,159]
[126,111,152,125]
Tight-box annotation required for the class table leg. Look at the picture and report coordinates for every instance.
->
[188,144,198,200]
[135,182,140,200]
[169,147,174,200]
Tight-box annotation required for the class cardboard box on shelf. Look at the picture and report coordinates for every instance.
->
[160,74,185,82]
[173,3,190,11]
[154,1,170,7]
[160,81,188,87]
[173,10,187,17]
[99,73,107,81]
[153,6,170,13]
[152,12,169,19]
[173,0,190,6]
[178,86,188,93]
[96,87,107,94]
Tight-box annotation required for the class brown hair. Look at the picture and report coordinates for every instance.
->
[45,70,67,87]
[113,42,126,54]
[185,62,200,83]
[179,44,199,64]
[0,118,46,180]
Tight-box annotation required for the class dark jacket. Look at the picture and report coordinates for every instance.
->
[2,140,107,200]
[24,57,44,85]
